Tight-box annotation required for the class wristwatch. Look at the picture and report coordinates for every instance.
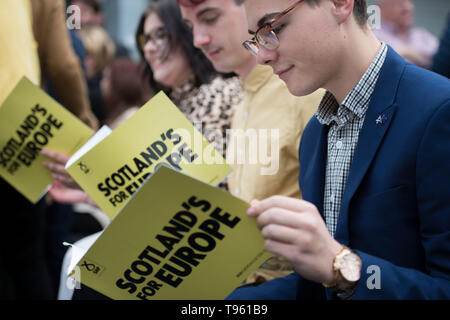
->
[323,245,362,295]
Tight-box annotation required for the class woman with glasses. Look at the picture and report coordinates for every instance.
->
[44,0,243,203]
[136,0,243,161]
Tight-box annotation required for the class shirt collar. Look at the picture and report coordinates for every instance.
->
[242,64,274,93]
[171,78,195,97]
[316,43,388,126]
[169,78,196,105]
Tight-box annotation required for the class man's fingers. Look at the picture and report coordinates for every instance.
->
[255,208,304,229]
[263,240,299,263]
[261,224,309,246]
[248,196,317,217]
[50,172,80,189]
[41,149,70,165]
[43,161,66,175]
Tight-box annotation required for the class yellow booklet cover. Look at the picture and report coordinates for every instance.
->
[65,91,232,219]
[0,77,94,203]
[71,165,271,300]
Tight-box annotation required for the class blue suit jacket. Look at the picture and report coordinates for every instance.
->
[228,47,450,299]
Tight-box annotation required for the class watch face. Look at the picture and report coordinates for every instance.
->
[339,252,362,282]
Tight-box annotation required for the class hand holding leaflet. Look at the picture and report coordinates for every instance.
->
[0,77,94,203]
[64,92,232,219]
[70,165,271,300]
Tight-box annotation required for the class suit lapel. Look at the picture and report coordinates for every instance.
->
[303,122,328,218]
[334,47,406,245]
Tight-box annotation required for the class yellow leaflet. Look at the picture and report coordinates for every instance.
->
[0,77,94,203]
[66,91,232,219]
[73,165,271,300]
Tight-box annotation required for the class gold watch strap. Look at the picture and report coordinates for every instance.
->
[322,245,346,288]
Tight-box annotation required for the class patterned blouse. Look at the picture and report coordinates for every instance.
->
[169,76,244,190]
[170,75,244,159]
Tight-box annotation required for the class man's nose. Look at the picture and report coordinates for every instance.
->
[193,27,211,49]
[256,46,277,66]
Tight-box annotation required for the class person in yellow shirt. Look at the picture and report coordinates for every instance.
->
[0,0,40,105]
[178,0,324,285]
[0,0,55,300]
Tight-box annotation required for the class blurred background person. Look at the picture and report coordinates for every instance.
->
[77,25,116,126]
[69,0,129,57]
[432,14,450,78]
[100,57,152,129]
[374,0,439,69]
[70,0,104,27]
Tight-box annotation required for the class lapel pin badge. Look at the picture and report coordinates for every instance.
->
[376,114,387,126]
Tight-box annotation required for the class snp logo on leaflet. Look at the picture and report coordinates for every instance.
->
[77,161,92,175]
[79,259,105,277]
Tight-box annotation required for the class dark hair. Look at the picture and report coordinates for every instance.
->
[136,0,217,93]
[69,0,102,13]
[306,0,369,26]
[179,0,368,27]
[352,0,369,26]
[104,58,150,110]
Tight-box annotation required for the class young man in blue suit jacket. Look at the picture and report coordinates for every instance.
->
[227,0,450,299]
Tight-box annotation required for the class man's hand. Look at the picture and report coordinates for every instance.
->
[49,180,96,206]
[247,196,343,285]
[41,149,80,189]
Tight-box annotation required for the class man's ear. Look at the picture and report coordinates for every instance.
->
[330,0,354,24]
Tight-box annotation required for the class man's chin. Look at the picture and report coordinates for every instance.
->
[211,61,235,75]
[286,82,317,98]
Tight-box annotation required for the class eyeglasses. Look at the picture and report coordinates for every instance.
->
[138,27,169,51]
[176,0,205,7]
[242,0,304,56]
